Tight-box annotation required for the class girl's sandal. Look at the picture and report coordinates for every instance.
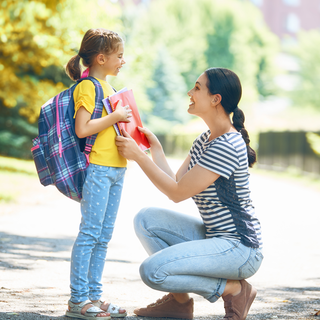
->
[66,300,111,319]
[92,300,127,318]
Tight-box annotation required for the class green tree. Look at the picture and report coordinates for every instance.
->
[289,30,320,109]
[203,0,279,98]
[0,0,122,158]
[119,0,279,134]
[145,47,190,133]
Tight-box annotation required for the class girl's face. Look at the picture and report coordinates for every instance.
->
[187,73,214,116]
[104,42,126,76]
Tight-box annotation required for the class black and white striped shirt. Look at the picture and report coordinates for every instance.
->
[189,130,262,248]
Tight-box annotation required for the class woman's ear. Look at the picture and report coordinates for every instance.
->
[211,94,222,105]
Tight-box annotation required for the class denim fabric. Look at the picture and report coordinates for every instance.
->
[134,207,263,303]
[70,164,126,303]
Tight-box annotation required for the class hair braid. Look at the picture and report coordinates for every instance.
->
[65,28,123,81]
[205,67,257,167]
[232,107,256,167]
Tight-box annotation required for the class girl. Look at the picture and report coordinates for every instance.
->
[65,28,131,319]
[116,68,263,320]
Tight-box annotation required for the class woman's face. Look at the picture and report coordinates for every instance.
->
[187,73,213,116]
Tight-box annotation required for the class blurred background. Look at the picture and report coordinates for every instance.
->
[1,0,320,181]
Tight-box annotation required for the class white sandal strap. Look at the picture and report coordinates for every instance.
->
[67,300,109,318]
[92,300,104,308]
[68,299,92,309]
[91,300,126,316]
[107,303,121,313]
[85,306,105,314]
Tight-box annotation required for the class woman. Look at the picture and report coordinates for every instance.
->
[115,68,263,320]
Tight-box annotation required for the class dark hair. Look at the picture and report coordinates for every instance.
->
[205,67,257,167]
[65,28,123,81]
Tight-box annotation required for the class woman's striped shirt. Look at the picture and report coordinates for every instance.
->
[188,130,263,248]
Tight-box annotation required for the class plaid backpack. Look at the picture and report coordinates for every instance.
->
[31,77,104,202]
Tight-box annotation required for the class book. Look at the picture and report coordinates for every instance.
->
[102,96,122,136]
[102,88,150,151]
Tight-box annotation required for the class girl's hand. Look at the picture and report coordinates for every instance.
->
[116,129,143,161]
[113,99,132,123]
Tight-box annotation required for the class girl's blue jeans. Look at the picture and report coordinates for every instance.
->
[134,207,263,302]
[70,164,126,303]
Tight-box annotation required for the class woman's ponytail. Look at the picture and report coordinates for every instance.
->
[65,54,82,81]
[232,107,256,167]
[205,68,257,168]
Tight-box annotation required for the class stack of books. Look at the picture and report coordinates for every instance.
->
[102,88,150,151]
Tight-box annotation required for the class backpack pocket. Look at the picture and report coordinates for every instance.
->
[31,138,53,186]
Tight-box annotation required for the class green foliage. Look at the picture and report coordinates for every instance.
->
[0,155,37,204]
[0,155,37,175]
[205,12,235,71]
[306,132,320,156]
[0,0,122,120]
[289,30,320,109]
[201,0,279,99]
[0,0,280,159]
[119,0,279,131]
[0,0,122,158]
[0,103,38,159]
[145,47,190,133]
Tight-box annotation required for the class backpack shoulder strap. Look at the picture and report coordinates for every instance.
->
[69,77,114,155]
[80,77,105,154]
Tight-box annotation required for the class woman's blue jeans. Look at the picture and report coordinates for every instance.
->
[134,207,263,302]
[70,164,126,303]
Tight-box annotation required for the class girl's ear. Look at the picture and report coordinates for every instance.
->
[211,94,222,105]
[96,53,106,66]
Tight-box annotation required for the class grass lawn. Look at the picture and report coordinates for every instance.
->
[0,156,38,203]
[252,166,320,193]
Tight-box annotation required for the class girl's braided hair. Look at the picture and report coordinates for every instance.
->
[66,28,123,81]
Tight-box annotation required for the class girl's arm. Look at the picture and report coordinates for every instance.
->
[116,130,220,203]
[75,100,131,139]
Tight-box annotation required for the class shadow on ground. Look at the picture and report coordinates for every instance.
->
[0,231,74,270]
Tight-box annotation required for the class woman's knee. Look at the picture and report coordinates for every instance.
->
[139,257,162,289]
[133,207,156,235]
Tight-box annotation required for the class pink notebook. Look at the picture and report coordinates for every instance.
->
[102,89,150,151]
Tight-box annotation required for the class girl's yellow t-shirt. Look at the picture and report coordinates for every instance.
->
[73,78,127,167]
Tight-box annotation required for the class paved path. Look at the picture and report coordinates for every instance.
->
[0,159,319,319]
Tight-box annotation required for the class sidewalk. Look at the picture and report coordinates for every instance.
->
[0,159,319,319]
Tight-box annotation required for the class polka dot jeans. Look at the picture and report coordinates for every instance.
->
[70,164,126,303]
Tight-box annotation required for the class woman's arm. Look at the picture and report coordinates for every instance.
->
[116,130,220,202]
[176,155,191,182]
[139,127,176,180]
[75,100,131,139]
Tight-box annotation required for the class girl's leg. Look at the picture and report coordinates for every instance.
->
[88,168,126,300]
[70,165,124,303]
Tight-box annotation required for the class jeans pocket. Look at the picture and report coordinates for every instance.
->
[238,248,264,279]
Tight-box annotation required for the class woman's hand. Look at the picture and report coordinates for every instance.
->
[113,99,132,123]
[115,129,144,161]
[137,127,162,151]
